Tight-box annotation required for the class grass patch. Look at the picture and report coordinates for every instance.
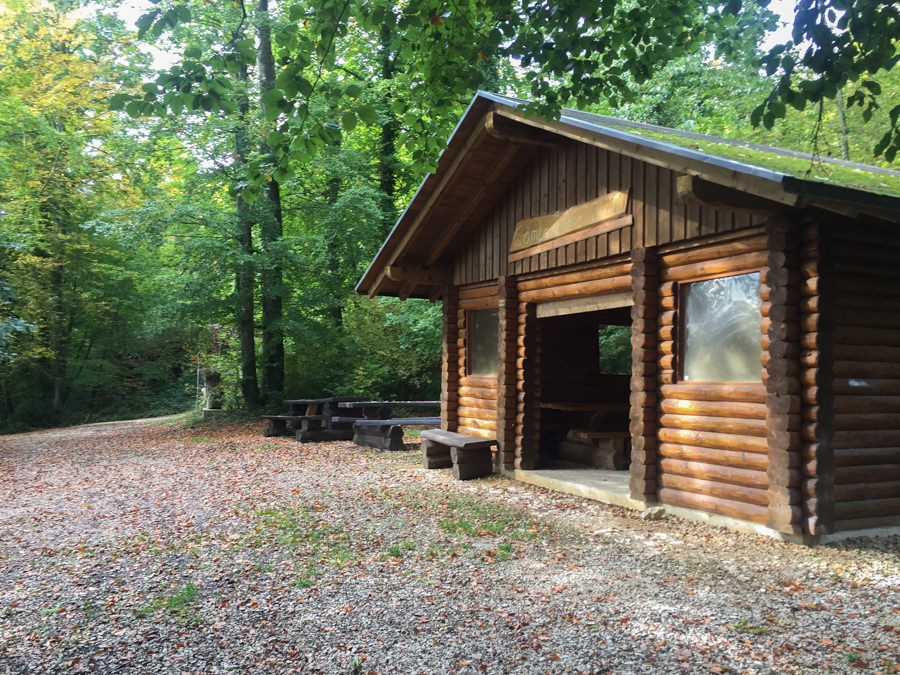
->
[385,540,416,558]
[734,618,771,635]
[134,582,201,624]
[437,498,537,540]
[255,504,360,584]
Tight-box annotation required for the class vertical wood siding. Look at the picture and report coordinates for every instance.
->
[829,224,900,531]
[452,142,764,286]
[655,230,771,524]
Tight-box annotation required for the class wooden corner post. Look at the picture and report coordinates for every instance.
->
[441,285,460,432]
[764,219,803,535]
[800,223,835,535]
[497,277,518,468]
[629,246,659,503]
[515,301,540,469]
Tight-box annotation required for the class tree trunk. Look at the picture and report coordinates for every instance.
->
[235,61,261,409]
[257,0,285,406]
[378,19,398,235]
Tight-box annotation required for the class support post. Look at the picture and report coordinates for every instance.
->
[629,246,659,502]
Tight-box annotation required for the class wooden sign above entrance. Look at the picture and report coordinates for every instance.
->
[509,190,630,257]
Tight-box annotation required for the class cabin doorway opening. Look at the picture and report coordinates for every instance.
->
[535,298,632,471]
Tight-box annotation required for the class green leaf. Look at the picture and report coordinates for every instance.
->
[261,88,284,108]
[345,83,362,98]
[108,93,131,111]
[356,104,378,124]
[341,110,357,131]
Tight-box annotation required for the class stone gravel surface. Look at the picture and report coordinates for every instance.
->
[0,417,897,674]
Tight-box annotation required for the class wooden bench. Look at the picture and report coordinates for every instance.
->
[353,417,441,452]
[420,429,497,480]
[261,415,307,437]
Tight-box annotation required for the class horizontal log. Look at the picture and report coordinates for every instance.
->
[457,416,497,432]
[516,262,632,292]
[835,292,900,314]
[659,398,766,420]
[518,276,632,303]
[659,382,766,403]
[658,487,769,524]
[834,361,900,380]
[833,260,900,279]
[833,497,900,521]
[455,425,495,439]
[458,283,499,301]
[658,427,768,453]
[659,324,675,341]
[834,275,900,298]
[833,379,900,396]
[657,442,767,470]
[834,464,900,484]
[659,295,677,311]
[832,481,900,502]
[833,430,900,449]
[659,235,767,269]
[832,514,900,532]
[834,446,900,466]
[659,473,769,506]
[459,383,498,398]
[661,251,768,282]
[458,405,497,420]
[659,457,769,488]
[457,296,497,311]
[834,396,900,414]
[659,413,768,437]
[834,326,900,347]
[834,413,900,431]
[833,344,900,364]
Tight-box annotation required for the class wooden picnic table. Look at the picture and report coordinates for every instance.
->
[262,396,365,440]
[337,400,441,451]
[338,400,440,419]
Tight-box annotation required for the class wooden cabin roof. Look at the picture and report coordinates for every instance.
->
[358,92,900,299]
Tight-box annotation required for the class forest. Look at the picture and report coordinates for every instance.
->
[0,0,897,432]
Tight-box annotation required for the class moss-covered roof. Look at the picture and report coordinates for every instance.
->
[485,92,900,201]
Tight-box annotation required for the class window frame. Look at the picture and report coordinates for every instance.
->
[677,269,763,384]
[465,307,500,378]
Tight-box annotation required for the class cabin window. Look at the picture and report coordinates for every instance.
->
[467,308,499,377]
[682,271,761,382]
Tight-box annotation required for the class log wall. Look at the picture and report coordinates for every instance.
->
[457,282,499,439]
[656,229,771,524]
[453,142,765,285]
[828,222,900,531]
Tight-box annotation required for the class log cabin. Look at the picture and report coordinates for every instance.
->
[357,92,900,543]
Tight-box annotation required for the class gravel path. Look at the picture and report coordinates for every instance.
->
[0,418,897,674]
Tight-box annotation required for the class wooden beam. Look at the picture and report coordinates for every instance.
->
[676,175,790,215]
[485,110,559,147]
[386,264,451,286]
[425,139,523,267]
[368,115,491,297]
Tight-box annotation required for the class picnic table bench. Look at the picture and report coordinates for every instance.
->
[420,429,497,480]
[339,401,441,451]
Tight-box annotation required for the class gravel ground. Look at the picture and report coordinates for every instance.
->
[0,417,897,674]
